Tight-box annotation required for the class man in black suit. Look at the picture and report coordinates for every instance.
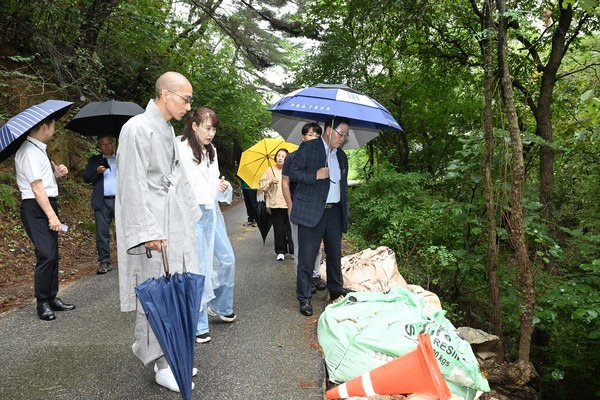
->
[83,135,117,274]
[288,117,350,316]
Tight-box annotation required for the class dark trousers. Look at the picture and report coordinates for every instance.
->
[94,197,115,264]
[242,188,257,222]
[20,198,59,303]
[270,207,293,255]
[296,203,344,302]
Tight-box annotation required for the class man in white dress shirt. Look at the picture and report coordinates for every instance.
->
[15,117,76,321]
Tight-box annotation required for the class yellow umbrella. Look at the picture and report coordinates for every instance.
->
[237,138,297,189]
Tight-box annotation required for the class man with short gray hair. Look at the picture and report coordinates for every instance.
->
[83,134,117,274]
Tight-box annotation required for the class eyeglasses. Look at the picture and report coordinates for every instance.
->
[166,89,193,105]
[333,127,350,141]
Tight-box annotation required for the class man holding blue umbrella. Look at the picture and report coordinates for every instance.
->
[13,107,76,321]
[288,117,351,316]
[116,71,201,396]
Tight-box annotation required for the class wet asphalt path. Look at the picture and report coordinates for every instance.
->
[0,203,328,399]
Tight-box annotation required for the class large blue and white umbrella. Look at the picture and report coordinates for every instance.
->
[268,84,402,149]
[0,99,73,162]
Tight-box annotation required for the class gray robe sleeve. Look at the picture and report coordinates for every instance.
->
[117,121,165,254]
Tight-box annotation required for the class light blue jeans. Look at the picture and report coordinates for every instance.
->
[196,205,236,335]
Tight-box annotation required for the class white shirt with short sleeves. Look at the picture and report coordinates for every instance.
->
[15,137,58,200]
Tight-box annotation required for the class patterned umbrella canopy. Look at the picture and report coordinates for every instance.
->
[0,100,73,162]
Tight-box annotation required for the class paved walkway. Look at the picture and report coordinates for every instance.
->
[0,203,329,399]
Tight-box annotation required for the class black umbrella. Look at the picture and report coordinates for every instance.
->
[65,100,144,137]
[0,100,73,162]
[256,200,272,244]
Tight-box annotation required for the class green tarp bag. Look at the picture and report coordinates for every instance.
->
[317,288,489,398]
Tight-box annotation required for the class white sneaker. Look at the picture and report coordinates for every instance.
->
[154,363,198,377]
[207,306,236,322]
[155,366,195,392]
[195,332,211,343]
[276,253,285,261]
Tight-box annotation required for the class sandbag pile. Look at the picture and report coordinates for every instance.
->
[318,247,489,400]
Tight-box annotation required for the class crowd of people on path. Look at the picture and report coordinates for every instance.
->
[11,70,352,393]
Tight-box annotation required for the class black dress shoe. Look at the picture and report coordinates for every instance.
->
[97,262,110,274]
[299,301,313,316]
[37,302,56,321]
[312,277,327,291]
[49,297,76,311]
[330,288,351,302]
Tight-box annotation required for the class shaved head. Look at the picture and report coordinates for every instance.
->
[155,71,190,98]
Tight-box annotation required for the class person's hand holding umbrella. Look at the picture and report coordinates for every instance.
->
[316,166,330,180]
[96,156,111,174]
[145,239,167,253]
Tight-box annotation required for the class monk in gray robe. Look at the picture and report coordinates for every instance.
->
[115,71,201,392]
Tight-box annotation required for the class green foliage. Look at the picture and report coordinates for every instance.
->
[0,184,16,212]
[533,264,600,397]
[348,170,466,293]
[578,89,600,129]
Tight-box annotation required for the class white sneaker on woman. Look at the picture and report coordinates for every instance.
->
[276,253,284,261]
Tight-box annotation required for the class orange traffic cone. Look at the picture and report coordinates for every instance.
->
[326,333,451,400]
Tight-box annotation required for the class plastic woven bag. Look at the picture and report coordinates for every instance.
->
[317,288,489,397]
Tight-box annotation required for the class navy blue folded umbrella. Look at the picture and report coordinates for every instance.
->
[268,84,402,149]
[135,245,204,400]
[0,99,73,162]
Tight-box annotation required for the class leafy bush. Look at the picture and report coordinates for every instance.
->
[0,183,15,212]
[348,171,462,291]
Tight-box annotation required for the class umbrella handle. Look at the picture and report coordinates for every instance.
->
[145,243,171,279]
[160,242,171,279]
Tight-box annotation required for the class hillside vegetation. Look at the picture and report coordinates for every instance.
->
[1,1,599,399]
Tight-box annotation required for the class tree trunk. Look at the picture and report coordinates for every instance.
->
[390,96,410,172]
[398,129,410,172]
[482,0,504,354]
[496,0,535,363]
[511,4,574,221]
[79,0,119,50]
[536,4,573,220]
